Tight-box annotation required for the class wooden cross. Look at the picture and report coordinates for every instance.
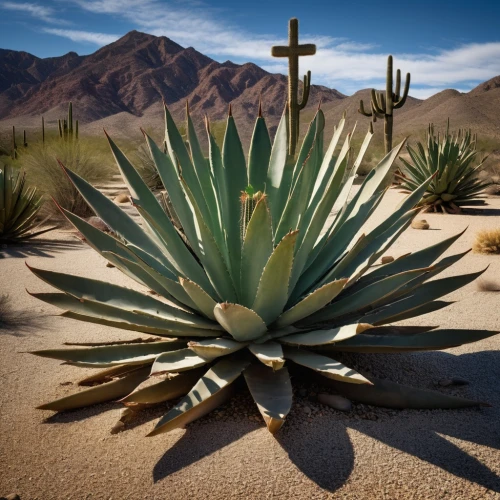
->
[272,18,316,154]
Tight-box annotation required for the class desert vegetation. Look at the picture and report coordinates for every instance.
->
[27,102,498,437]
[398,121,491,213]
[0,162,55,243]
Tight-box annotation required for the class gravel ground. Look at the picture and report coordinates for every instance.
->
[0,189,499,500]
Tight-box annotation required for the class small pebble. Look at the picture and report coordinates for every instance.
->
[381,256,394,264]
[114,193,130,204]
[411,219,430,230]
[317,394,352,411]
[106,262,115,268]
[438,378,469,387]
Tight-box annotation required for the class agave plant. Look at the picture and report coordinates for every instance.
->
[29,104,497,437]
[399,121,490,213]
[0,163,55,243]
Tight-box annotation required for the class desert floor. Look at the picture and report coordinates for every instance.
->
[1,189,499,500]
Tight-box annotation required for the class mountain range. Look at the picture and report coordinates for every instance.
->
[1,30,500,154]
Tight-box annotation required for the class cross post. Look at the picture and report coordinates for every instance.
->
[272,18,316,155]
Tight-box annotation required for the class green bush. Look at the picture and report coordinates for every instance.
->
[18,137,115,219]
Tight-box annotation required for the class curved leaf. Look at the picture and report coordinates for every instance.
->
[244,363,292,434]
[213,303,267,341]
[279,323,372,346]
[284,348,371,384]
[37,366,150,412]
[252,230,298,324]
[148,356,249,436]
[249,342,285,370]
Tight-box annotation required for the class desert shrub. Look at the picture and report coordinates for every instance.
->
[17,137,115,219]
[0,162,55,242]
[473,228,500,254]
[134,144,163,190]
[399,121,491,213]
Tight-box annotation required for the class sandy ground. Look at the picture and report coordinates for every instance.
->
[1,189,499,500]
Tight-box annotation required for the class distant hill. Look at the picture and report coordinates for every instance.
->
[1,30,499,156]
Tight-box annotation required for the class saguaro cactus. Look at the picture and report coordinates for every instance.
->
[11,125,17,159]
[272,18,316,155]
[42,116,45,144]
[59,102,77,141]
[358,55,410,154]
[23,129,28,147]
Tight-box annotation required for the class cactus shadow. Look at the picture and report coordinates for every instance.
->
[276,419,354,493]
[153,420,254,483]
[0,238,82,259]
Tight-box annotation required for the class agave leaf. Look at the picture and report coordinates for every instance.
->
[221,113,248,290]
[318,328,499,353]
[252,230,298,325]
[27,266,216,328]
[163,104,213,231]
[106,132,189,253]
[103,250,197,310]
[180,278,217,320]
[284,348,371,384]
[31,292,221,337]
[120,368,205,408]
[148,356,249,436]
[291,110,321,186]
[361,267,487,326]
[77,364,147,386]
[266,105,290,226]
[244,363,292,433]
[37,366,150,412]
[275,279,348,328]
[180,178,237,302]
[318,375,488,409]
[186,107,220,236]
[309,114,347,203]
[248,114,272,193]
[362,300,454,326]
[60,164,172,269]
[151,348,211,375]
[289,141,351,290]
[144,132,199,249]
[356,228,467,288]
[188,338,247,359]
[279,323,372,346]
[294,191,384,302]
[248,342,285,370]
[133,201,217,298]
[31,340,186,368]
[240,196,274,307]
[304,268,430,325]
[213,303,267,342]
[275,132,322,243]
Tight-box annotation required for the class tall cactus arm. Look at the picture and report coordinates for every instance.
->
[298,71,311,110]
[394,72,410,109]
[394,69,401,100]
[386,55,394,111]
[358,99,372,117]
[371,90,386,115]
[372,100,384,119]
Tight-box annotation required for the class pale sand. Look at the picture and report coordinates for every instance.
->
[1,189,499,500]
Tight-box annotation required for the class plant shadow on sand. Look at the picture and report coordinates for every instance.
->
[41,350,500,494]
[0,238,83,259]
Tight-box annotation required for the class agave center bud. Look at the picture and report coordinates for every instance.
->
[240,186,263,240]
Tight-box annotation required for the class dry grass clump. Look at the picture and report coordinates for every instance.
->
[17,137,115,220]
[473,228,500,254]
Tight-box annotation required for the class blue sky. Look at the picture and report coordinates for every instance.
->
[1,0,500,98]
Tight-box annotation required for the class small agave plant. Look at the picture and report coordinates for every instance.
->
[399,120,491,213]
[30,104,497,436]
[0,163,54,243]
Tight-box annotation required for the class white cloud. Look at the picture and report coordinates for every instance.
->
[42,28,119,45]
[65,0,500,96]
[1,1,58,23]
